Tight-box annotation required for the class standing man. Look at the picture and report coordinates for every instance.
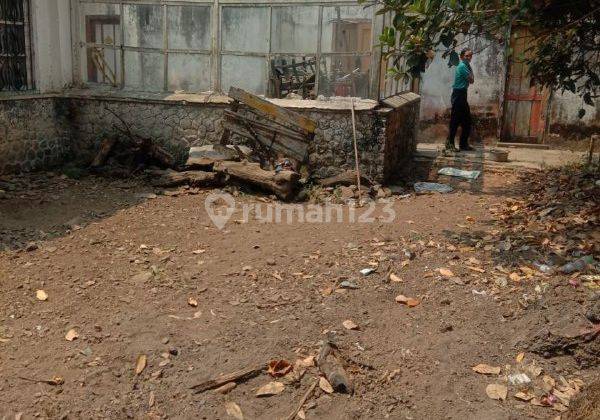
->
[446,48,475,152]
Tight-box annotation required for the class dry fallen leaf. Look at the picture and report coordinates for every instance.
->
[516,352,525,363]
[297,409,306,419]
[439,268,455,278]
[296,356,315,368]
[148,391,155,407]
[319,377,334,394]
[35,290,48,301]
[65,329,79,341]
[514,391,533,401]
[395,295,420,307]
[389,273,402,283]
[225,401,244,420]
[135,354,147,375]
[486,383,508,400]
[188,297,198,307]
[466,216,475,222]
[472,364,501,375]
[267,360,293,377]
[256,381,285,397]
[342,320,359,330]
[509,272,521,282]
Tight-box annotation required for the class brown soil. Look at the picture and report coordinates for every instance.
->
[0,171,598,419]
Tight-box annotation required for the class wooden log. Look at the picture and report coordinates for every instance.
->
[213,161,299,201]
[588,134,598,165]
[190,365,264,394]
[91,137,117,168]
[318,170,372,188]
[150,169,222,188]
[228,87,316,137]
[139,138,176,169]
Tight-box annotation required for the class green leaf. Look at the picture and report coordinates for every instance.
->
[583,93,594,107]
[448,50,460,67]
[578,108,586,119]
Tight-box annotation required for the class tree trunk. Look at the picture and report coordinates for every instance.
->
[213,161,299,201]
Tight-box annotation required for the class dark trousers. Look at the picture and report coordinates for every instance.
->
[447,88,471,148]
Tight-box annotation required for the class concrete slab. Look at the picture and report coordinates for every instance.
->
[416,143,586,171]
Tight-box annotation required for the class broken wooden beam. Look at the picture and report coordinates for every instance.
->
[190,365,264,394]
[228,86,317,137]
[213,161,300,201]
[91,137,117,168]
[222,117,309,163]
[150,169,224,188]
[318,170,373,188]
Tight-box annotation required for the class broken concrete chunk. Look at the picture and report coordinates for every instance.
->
[186,145,251,168]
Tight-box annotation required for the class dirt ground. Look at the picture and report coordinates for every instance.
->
[1,170,598,419]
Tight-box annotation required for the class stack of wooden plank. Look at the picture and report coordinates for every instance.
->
[220,87,316,168]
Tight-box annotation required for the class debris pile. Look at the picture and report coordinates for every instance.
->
[189,334,365,420]
[90,108,176,177]
[90,88,314,201]
[474,353,585,413]
[491,164,599,279]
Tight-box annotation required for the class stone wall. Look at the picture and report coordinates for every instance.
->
[0,96,70,173]
[66,97,226,166]
[0,92,420,183]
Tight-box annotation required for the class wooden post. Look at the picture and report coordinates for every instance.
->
[588,134,598,165]
[350,97,362,205]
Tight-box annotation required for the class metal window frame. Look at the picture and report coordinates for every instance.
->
[74,0,383,99]
[0,0,35,92]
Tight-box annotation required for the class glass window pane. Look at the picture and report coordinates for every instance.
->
[123,4,163,49]
[80,3,121,46]
[318,55,371,98]
[271,6,319,53]
[168,53,211,92]
[124,51,164,92]
[321,6,373,53]
[268,56,317,99]
[221,55,266,95]
[221,7,269,53]
[167,5,211,51]
[82,46,121,86]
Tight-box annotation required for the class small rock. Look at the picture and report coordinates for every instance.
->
[266,258,276,266]
[25,242,38,252]
[169,347,179,356]
[586,295,600,324]
[161,337,170,344]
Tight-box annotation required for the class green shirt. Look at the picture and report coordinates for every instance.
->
[453,60,472,90]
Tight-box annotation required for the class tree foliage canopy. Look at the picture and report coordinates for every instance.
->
[368,0,600,112]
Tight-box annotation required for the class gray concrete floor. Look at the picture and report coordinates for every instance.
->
[416,143,587,170]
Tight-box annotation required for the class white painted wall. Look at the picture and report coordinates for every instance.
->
[31,0,73,92]
[419,36,504,120]
[550,90,599,128]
